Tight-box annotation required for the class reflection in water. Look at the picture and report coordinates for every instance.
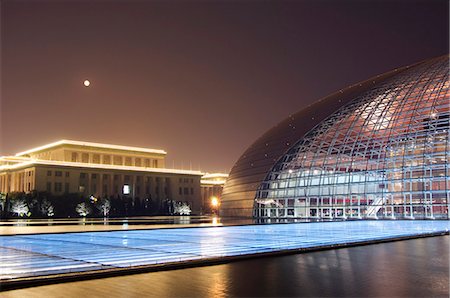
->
[135,236,449,297]
[174,216,191,224]
[15,219,28,227]
[1,216,325,228]
[208,267,228,298]
[212,216,219,225]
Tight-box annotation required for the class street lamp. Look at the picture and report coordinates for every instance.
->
[211,196,219,207]
[210,196,219,215]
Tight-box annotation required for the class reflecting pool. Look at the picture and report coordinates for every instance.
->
[0,220,448,281]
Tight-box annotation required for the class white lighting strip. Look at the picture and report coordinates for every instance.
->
[0,156,33,161]
[201,173,229,179]
[0,159,202,176]
[200,180,226,185]
[15,140,167,157]
[0,160,35,170]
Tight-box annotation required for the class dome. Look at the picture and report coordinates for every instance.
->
[222,55,449,219]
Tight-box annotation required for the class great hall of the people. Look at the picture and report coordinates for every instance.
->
[0,140,227,214]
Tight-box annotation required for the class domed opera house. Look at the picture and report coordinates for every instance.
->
[222,55,449,220]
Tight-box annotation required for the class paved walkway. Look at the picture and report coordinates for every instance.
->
[2,236,448,297]
[0,220,448,287]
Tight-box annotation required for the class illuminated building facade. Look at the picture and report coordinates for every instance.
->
[0,140,203,212]
[222,55,449,219]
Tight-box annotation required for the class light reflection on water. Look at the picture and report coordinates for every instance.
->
[142,236,448,298]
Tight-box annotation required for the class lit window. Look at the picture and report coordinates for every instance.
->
[123,185,130,195]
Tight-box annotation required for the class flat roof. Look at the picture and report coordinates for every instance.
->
[200,180,226,185]
[202,173,229,179]
[0,159,202,176]
[15,140,167,157]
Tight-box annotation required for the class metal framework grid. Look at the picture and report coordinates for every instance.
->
[256,56,449,219]
[0,221,449,281]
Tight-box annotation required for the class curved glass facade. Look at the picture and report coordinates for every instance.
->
[221,61,410,217]
[255,56,449,219]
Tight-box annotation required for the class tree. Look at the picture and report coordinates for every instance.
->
[76,202,92,217]
[0,193,6,213]
[96,198,111,217]
[11,198,30,217]
[40,199,55,217]
[174,202,191,215]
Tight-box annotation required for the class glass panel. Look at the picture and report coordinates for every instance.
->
[256,57,450,220]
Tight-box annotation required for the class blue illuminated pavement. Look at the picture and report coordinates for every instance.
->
[0,220,449,281]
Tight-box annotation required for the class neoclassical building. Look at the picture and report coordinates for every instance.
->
[222,55,449,220]
[0,140,205,212]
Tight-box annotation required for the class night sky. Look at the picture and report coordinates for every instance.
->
[1,0,448,172]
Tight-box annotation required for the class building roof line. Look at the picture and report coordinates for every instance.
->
[0,159,202,176]
[201,173,229,178]
[15,140,167,156]
[200,180,227,185]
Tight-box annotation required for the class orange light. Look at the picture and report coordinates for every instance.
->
[211,196,219,208]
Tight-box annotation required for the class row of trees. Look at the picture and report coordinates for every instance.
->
[0,191,191,219]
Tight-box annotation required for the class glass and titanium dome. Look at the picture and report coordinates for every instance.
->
[222,55,449,219]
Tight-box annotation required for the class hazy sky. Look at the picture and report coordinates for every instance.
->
[1,0,448,172]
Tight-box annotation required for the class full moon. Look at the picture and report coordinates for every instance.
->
[83,80,90,87]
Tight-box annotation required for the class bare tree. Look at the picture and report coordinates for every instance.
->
[76,202,92,217]
[11,199,30,217]
[0,193,6,212]
[174,202,191,215]
[40,199,55,217]
[96,198,111,217]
